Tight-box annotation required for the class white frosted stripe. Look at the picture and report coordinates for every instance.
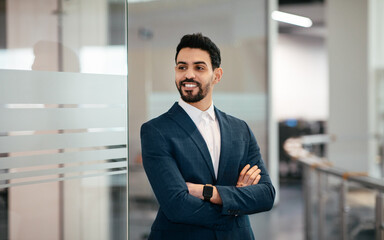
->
[0,132,127,153]
[0,161,127,181]
[2,104,125,109]
[0,70,127,103]
[0,170,127,189]
[0,127,126,137]
[0,148,127,169]
[0,108,126,131]
[0,144,126,158]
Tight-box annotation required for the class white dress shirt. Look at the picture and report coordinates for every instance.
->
[178,99,221,178]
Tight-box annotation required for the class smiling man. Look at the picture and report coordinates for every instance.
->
[140,33,275,240]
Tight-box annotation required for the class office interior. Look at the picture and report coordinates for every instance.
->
[0,0,383,239]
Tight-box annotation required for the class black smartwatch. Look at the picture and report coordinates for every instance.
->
[203,184,213,201]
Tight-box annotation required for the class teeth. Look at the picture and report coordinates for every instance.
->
[185,84,196,87]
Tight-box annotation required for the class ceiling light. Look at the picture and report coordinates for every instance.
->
[271,11,313,28]
[127,0,156,3]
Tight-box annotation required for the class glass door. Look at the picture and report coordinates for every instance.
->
[128,0,269,239]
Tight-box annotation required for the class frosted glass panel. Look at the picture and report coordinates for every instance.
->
[0,69,127,239]
[0,0,127,239]
[0,70,127,189]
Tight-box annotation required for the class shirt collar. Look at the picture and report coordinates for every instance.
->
[178,98,216,126]
[204,102,216,121]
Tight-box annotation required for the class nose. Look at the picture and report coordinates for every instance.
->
[185,68,195,79]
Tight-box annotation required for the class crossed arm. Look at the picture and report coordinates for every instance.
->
[187,164,262,204]
[141,121,275,228]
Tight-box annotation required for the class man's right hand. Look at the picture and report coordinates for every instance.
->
[236,164,261,187]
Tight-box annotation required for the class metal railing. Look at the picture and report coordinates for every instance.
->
[284,134,384,240]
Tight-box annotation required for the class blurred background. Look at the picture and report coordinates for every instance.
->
[1,0,384,239]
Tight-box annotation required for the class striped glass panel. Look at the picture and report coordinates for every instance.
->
[0,69,127,188]
[1,1,128,240]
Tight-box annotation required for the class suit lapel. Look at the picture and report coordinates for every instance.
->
[167,103,215,180]
[215,107,232,182]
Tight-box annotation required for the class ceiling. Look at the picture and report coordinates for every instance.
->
[279,0,324,5]
[278,0,326,38]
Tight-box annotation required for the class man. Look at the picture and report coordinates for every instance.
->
[140,33,275,240]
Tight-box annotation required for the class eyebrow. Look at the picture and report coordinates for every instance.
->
[176,61,208,66]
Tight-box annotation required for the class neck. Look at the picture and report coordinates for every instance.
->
[187,97,212,111]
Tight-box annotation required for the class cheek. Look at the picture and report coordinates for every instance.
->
[175,72,184,82]
[174,76,180,85]
[175,80,181,89]
[209,75,216,85]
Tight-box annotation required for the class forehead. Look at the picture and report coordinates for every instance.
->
[176,48,211,64]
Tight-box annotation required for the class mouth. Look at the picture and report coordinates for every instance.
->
[184,83,197,88]
[181,81,199,91]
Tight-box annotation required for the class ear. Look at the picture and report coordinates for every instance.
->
[212,67,223,85]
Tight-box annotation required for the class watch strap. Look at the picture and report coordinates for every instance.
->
[203,184,213,201]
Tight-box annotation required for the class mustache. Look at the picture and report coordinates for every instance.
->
[180,79,201,86]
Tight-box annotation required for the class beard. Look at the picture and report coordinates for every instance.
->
[176,78,211,103]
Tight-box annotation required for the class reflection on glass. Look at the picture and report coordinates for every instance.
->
[32,41,80,72]
[128,0,268,239]
[0,0,126,75]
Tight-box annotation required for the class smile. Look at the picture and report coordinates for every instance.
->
[184,83,197,88]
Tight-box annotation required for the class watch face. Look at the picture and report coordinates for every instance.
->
[203,185,213,199]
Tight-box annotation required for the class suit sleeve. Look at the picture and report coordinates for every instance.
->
[215,122,276,216]
[140,122,233,229]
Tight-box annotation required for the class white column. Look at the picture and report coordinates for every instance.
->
[327,0,381,177]
[268,0,279,203]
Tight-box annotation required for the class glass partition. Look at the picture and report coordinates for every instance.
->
[128,0,269,239]
[374,0,384,177]
[0,0,127,240]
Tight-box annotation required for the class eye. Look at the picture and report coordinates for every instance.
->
[196,65,205,71]
[177,65,187,70]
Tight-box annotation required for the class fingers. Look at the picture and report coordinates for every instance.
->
[237,164,250,187]
[252,173,261,185]
[237,165,261,187]
[242,165,258,184]
[237,164,250,185]
[243,165,260,186]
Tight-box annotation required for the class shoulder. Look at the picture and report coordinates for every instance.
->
[215,107,254,142]
[215,107,248,129]
[141,102,182,131]
[141,111,171,130]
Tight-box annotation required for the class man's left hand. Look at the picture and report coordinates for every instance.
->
[236,164,261,187]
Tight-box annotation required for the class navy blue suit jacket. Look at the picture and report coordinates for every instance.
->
[140,103,275,240]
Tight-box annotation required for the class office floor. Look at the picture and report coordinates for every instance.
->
[129,180,305,240]
[249,181,304,240]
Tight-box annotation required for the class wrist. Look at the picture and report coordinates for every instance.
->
[203,184,213,201]
[210,186,222,205]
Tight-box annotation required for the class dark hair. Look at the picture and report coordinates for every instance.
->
[175,33,221,69]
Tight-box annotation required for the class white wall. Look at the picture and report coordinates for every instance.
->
[275,33,328,121]
[327,0,380,176]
